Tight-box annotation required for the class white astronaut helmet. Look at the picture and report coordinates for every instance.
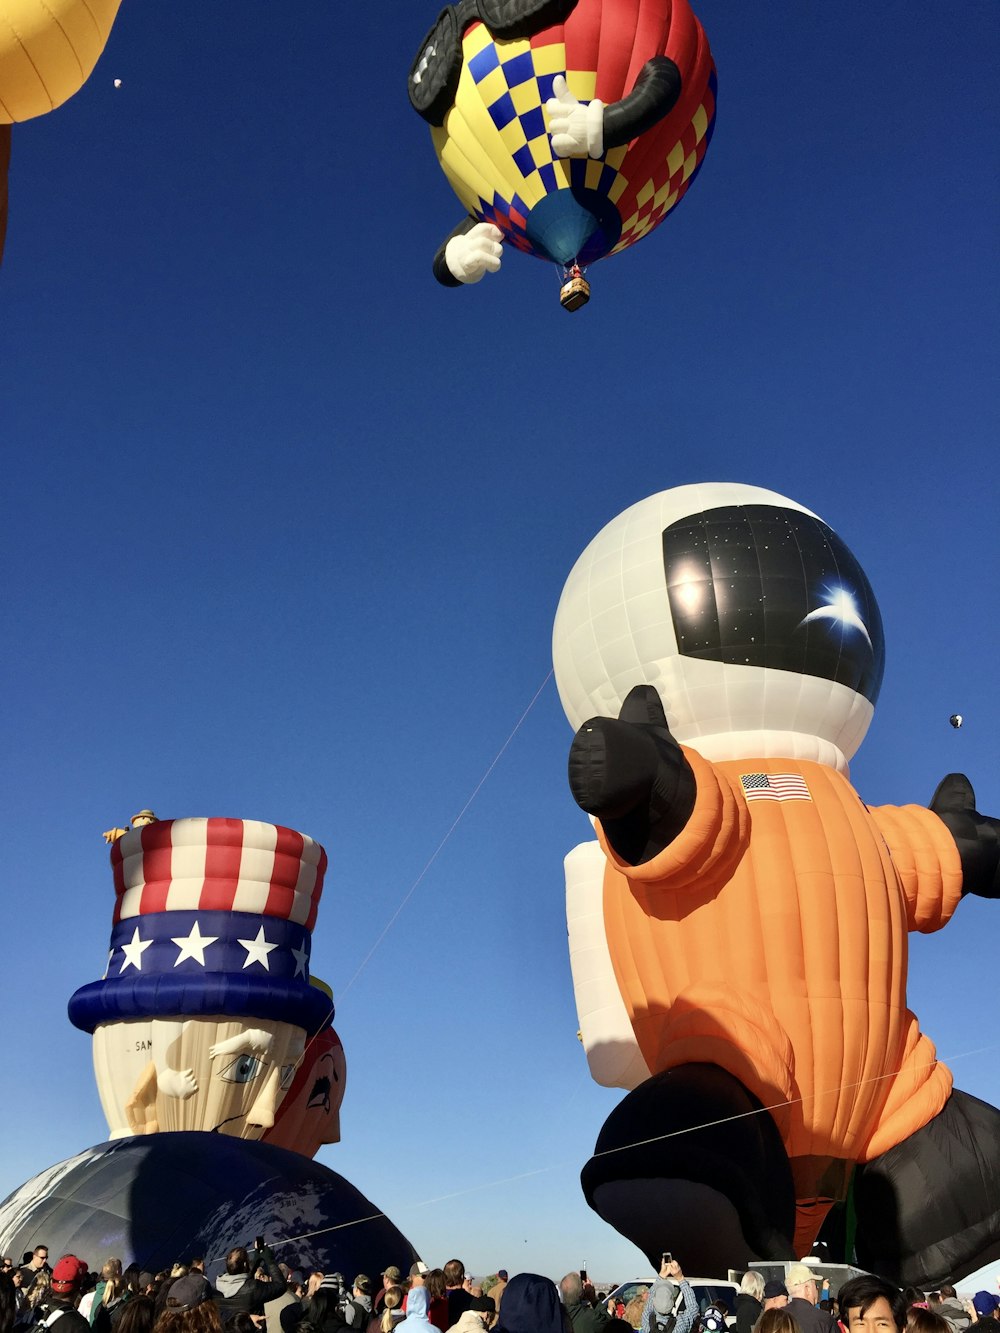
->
[552,482,885,771]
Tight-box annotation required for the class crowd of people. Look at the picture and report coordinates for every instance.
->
[1,1248,999,1333]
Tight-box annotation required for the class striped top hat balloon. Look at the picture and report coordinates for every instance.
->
[69,818,334,1037]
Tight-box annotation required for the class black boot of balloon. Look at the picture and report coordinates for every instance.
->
[581,1063,796,1274]
[850,1088,1000,1285]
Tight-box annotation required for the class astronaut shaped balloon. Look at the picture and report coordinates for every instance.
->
[553,483,1000,1285]
[409,0,716,307]
[70,817,343,1148]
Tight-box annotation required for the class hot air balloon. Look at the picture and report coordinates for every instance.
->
[410,0,716,308]
[950,713,963,729]
[0,0,124,263]
[554,482,1000,1284]
[0,814,419,1279]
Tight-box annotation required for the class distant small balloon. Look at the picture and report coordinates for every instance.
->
[950,714,963,729]
[114,78,122,88]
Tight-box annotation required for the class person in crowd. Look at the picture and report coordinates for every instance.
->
[762,1284,789,1317]
[378,1290,403,1333]
[784,1268,835,1333]
[736,1276,765,1333]
[621,1290,648,1330]
[296,1289,350,1333]
[89,1261,124,1325]
[638,1260,697,1333]
[344,1280,372,1330]
[399,1288,435,1333]
[375,1275,402,1319]
[422,1274,447,1333]
[164,1277,214,1316]
[215,1246,285,1321]
[19,1252,51,1299]
[493,1275,567,1333]
[113,1298,154,1333]
[561,1275,610,1333]
[263,1270,299,1333]
[34,1258,90,1333]
[905,1294,928,1314]
[165,1302,225,1333]
[443,1268,472,1330]
[487,1280,506,1321]
[757,1312,801,1333]
[907,1311,952,1333]
[970,1299,1000,1326]
[28,1273,54,1321]
[837,1274,907,1333]
[451,1313,486,1333]
[10,1269,31,1328]
[936,1292,970,1333]
[2,1273,17,1333]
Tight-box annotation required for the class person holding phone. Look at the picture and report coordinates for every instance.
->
[640,1257,698,1333]
[215,1240,285,1319]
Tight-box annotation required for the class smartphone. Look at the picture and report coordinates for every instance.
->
[255,1236,265,1250]
[580,1268,588,1282]
[662,1253,672,1265]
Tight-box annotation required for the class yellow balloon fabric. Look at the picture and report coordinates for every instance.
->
[0,0,122,122]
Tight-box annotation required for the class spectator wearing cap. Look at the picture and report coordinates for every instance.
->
[638,1260,697,1333]
[344,1278,372,1329]
[969,1297,1000,1328]
[488,1277,507,1320]
[761,1284,789,1317]
[736,1274,765,1333]
[38,1257,90,1333]
[402,1268,430,1316]
[165,1276,213,1314]
[375,1272,402,1317]
[785,1267,835,1333]
[215,1244,285,1319]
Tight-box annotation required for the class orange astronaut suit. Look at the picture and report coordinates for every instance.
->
[595,748,964,1256]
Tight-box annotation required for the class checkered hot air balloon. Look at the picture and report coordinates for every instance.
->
[410,0,716,294]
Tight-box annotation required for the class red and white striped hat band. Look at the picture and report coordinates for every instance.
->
[109,818,327,930]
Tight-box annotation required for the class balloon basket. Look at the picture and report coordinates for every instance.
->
[560,268,590,312]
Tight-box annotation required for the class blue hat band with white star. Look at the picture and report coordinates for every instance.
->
[68,910,334,1036]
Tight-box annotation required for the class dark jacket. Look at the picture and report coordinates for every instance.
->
[565,1299,611,1333]
[736,1295,762,1333]
[215,1248,286,1317]
[36,1299,91,1333]
[785,1300,836,1333]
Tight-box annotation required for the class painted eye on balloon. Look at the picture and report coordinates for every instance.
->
[220,1054,262,1084]
[279,1064,297,1091]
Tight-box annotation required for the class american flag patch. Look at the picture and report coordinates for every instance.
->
[740,773,812,802]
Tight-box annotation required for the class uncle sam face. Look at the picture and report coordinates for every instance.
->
[92,1016,305,1138]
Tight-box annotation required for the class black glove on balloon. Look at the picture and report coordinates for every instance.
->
[568,684,696,866]
[930,773,1000,898]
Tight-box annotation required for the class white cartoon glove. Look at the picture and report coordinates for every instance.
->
[444,222,504,283]
[546,75,605,158]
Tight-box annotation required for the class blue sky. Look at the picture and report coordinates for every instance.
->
[1,0,998,1290]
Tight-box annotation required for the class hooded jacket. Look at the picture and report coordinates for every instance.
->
[215,1248,286,1317]
[736,1294,763,1333]
[938,1302,972,1333]
[401,1287,436,1333]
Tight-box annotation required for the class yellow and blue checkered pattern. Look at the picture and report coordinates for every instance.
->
[431,20,715,265]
